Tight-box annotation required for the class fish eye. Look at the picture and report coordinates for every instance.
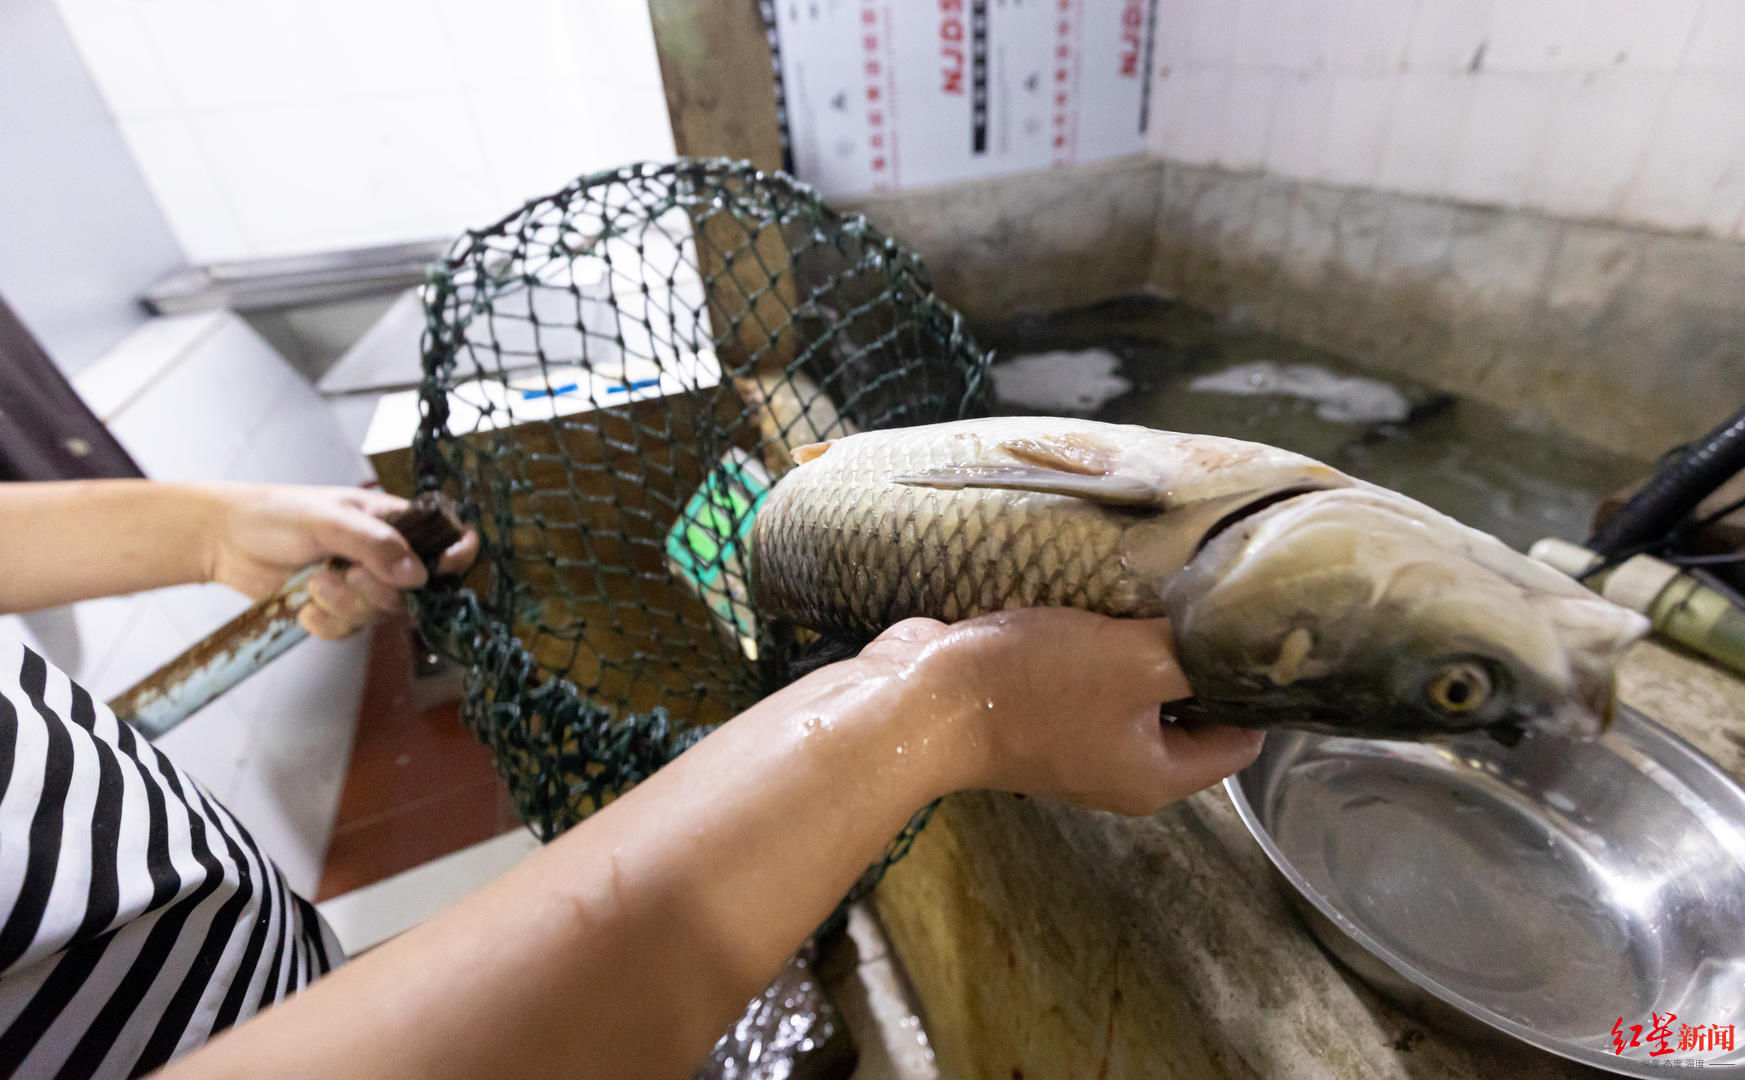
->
[1425,661,1493,713]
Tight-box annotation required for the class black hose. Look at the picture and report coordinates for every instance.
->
[1589,399,1745,558]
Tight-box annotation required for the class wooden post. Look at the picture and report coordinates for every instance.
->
[646,0,798,375]
[646,0,783,169]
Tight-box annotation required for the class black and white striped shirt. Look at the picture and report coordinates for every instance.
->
[0,633,340,1078]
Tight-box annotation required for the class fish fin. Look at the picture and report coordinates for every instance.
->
[892,431,1164,505]
[892,464,1163,506]
[792,441,832,464]
[998,433,1121,476]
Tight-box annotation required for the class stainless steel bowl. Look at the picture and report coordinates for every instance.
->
[1226,705,1745,1076]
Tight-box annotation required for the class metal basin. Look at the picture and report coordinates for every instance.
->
[1226,705,1745,1075]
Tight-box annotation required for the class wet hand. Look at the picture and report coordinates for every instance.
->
[858,610,1265,816]
[204,485,479,640]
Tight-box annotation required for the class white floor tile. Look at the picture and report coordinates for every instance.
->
[88,599,190,704]
[0,615,42,658]
[216,782,327,897]
[154,583,251,644]
[68,596,148,688]
[222,631,371,895]
[316,829,541,955]
[152,694,260,805]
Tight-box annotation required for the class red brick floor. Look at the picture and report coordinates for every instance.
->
[315,618,521,901]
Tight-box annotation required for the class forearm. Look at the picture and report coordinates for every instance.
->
[167,659,964,1080]
[0,481,222,612]
[159,612,1249,1080]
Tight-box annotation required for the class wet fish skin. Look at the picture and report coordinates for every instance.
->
[749,417,1648,742]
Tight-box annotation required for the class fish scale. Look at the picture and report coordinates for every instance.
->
[751,426,1144,636]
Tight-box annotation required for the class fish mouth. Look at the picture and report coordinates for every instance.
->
[1171,690,1615,745]
[1165,697,1498,741]
[1534,672,1619,740]
[1488,676,1617,745]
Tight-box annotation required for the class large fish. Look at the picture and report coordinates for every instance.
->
[748,417,1648,742]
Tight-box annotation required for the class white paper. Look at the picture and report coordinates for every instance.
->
[771,0,1156,197]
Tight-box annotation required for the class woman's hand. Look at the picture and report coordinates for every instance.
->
[205,485,479,640]
[854,609,1264,816]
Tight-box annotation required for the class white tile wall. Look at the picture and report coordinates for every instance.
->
[1375,72,1472,194]
[1444,72,1559,206]
[1567,0,1702,72]
[1264,72,1336,177]
[1317,73,1396,187]
[1626,72,1745,235]
[1482,0,1590,72]
[46,0,179,117]
[1687,1,1745,73]
[1171,67,1235,164]
[103,315,307,481]
[1182,0,1241,66]
[1148,0,1745,238]
[1330,0,1417,76]
[53,0,674,263]
[1220,71,1281,171]
[1403,0,1495,73]
[1528,70,1670,220]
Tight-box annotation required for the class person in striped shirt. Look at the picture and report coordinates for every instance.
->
[1,479,1262,1079]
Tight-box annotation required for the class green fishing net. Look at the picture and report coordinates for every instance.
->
[410,158,990,896]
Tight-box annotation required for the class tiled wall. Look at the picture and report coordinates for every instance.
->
[1,0,183,375]
[1148,0,1745,239]
[51,0,675,263]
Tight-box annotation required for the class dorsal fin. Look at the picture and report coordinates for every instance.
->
[999,434,1117,475]
[891,433,1164,507]
[792,441,832,464]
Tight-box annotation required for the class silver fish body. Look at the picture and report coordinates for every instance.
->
[749,417,1648,742]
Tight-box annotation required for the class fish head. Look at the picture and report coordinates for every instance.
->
[1162,488,1649,742]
